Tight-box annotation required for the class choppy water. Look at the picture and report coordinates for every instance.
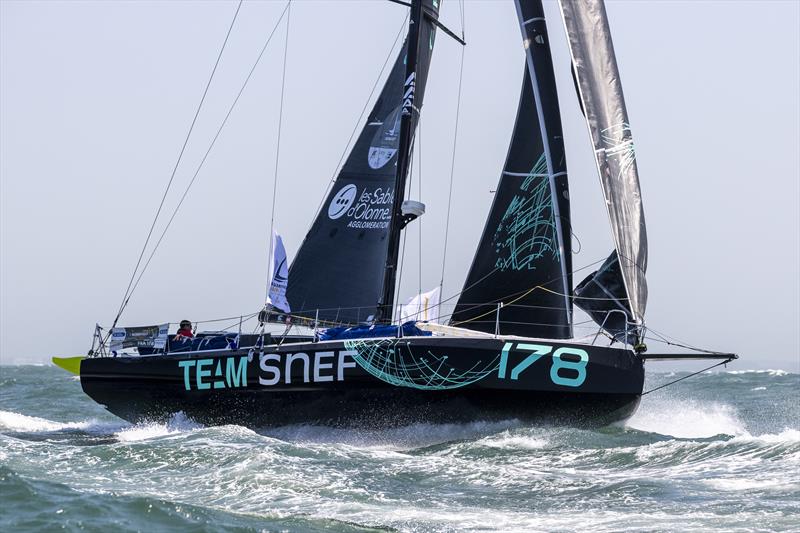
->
[1,365,797,532]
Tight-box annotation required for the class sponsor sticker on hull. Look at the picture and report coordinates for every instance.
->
[179,351,357,391]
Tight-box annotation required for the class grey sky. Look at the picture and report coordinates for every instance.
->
[1,0,798,371]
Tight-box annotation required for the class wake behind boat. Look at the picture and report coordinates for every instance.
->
[55,0,735,428]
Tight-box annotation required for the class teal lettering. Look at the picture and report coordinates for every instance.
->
[510,343,552,380]
[226,356,248,388]
[550,348,588,387]
[498,342,514,379]
[196,359,212,390]
[179,360,196,390]
[213,361,225,389]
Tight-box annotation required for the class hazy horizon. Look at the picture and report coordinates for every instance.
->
[2,0,798,371]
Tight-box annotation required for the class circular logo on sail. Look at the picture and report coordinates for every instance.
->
[328,184,358,219]
[368,106,402,169]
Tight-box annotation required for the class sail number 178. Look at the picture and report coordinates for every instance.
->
[498,342,588,387]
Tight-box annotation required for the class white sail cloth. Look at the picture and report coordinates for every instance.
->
[558,0,648,323]
[267,232,291,314]
[399,287,441,324]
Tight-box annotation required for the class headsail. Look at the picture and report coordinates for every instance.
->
[558,0,648,327]
[287,1,440,325]
[451,0,573,339]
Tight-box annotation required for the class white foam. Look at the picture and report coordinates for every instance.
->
[0,410,101,433]
[625,400,746,438]
[263,419,521,450]
[734,428,800,444]
[114,412,203,442]
[479,431,548,450]
[704,477,795,491]
[726,369,792,376]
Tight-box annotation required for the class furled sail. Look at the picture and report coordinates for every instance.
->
[451,0,573,339]
[558,0,648,327]
[287,1,439,325]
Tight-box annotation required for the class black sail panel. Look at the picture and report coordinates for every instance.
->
[287,1,439,325]
[574,250,635,342]
[451,0,572,339]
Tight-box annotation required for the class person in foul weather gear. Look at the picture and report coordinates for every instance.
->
[175,320,194,340]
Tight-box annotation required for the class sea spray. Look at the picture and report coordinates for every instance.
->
[1,365,798,532]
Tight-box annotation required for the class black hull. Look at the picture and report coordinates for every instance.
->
[80,336,644,428]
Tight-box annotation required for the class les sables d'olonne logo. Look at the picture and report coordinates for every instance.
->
[327,184,357,220]
[327,184,393,230]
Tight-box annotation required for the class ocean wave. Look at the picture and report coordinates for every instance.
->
[624,400,747,438]
[0,410,123,434]
[477,432,549,451]
[261,419,522,450]
[731,428,800,444]
[0,410,209,444]
[114,413,204,443]
[725,369,794,376]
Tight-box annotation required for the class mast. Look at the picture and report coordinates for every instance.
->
[377,0,425,323]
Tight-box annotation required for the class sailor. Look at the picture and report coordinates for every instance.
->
[174,320,194,340]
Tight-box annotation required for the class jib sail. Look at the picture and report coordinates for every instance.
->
[451,0,573,339]
[287,0,440,325]
[559,0,648,329]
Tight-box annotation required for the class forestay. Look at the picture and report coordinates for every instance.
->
[558,0,648,325]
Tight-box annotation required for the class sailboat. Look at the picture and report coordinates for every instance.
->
[54,0,735,428]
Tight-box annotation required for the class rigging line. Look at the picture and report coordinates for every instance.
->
[266,1,292,302]
[110,0,244,331]
[450,284,542,326]
[434,254,605,323]
[213,314,262,334]
[641,358,734,396]
[304,15,409,237]
[392,145,420,320]
[418,114,423,298]
[438,34,465,292]
[125,3,291,302]
[446,255,608,319]
[458,0,465,39]
[644,327,729,355]
[394,231,408,320]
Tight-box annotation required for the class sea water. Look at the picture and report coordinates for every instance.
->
[1,365,797,532]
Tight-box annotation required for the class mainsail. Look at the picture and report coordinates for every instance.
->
[451,0,573,339]
[287,0,439,325]
[559,0,648,327]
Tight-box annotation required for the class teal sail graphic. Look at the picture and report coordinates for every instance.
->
[452,0,572,339]
[492,154,558,272]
